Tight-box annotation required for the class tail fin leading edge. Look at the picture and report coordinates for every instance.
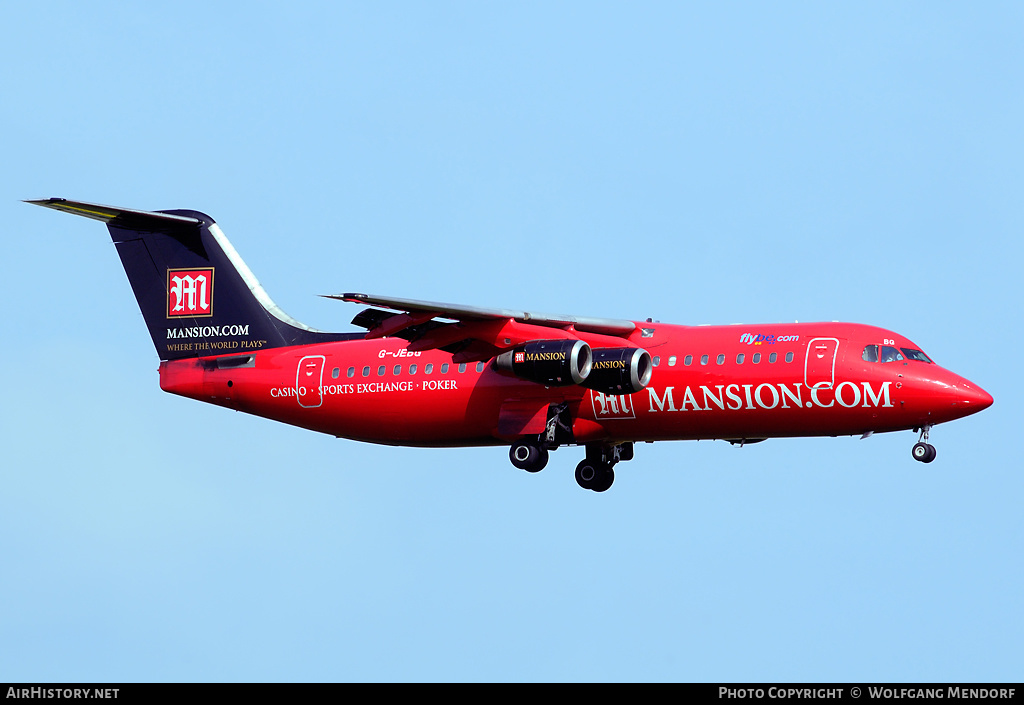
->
[29,198,349,360]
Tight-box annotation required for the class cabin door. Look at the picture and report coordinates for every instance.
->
[804,338,839,390]
[296,355,326,408]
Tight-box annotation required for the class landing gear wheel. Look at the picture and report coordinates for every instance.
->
[912,442,929,461]
[510,440,548,472]
[575,459,600,490]
[592,466,614,493]
[575,460,613,492]
[912,442,937,464]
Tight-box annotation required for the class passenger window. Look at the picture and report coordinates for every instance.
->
[769,352,777,363]
[362,366,370,377]
[753,353,761,364]
[393,364,401,375]
[785,352,794,363]
[441,363,449,373]
[332,367,340,379]
[476,362,485,372]
[653,356,661,366]
[880,346,904,363]
[700,354,709,365]
[409,364,417,375]
[668,355,677,367]
[684,355,692,366]
[347,367,355,378]
[458,363,467,373]
[737,353,744,364]
[377,365,386,376]
[425,363,434,374]
[716,354,725,365]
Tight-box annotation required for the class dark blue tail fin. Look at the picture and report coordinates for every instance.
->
[29,198,351,360]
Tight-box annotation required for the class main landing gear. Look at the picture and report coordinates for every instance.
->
[574,442,633,493]
[912,425,937,463]
[508,402,571,474]
[509,440,633,492]
[509,439,549,473]
[507,405,634,492]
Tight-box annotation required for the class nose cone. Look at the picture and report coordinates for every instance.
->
[917,369,993,423]
[956,378,993,414]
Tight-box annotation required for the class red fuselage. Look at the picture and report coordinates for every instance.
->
[159,321,992,447]
[29,198,993,490]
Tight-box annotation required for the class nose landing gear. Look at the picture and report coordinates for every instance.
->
[912,425,937,463]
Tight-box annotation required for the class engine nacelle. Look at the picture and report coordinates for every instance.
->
[495,339,592,386]
[581,347,653,395]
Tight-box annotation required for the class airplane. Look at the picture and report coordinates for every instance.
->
[29,198,994,492]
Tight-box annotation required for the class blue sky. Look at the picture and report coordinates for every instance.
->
[2,2,1020,681]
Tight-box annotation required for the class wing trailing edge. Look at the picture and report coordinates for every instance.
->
[325,292,640,363]
[328,292,636,334]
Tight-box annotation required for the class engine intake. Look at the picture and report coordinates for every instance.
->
[581,347,652,395]
[496,339,592,386]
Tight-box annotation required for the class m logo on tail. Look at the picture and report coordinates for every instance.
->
[167,268,214,318]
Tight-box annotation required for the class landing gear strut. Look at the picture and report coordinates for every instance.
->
[912,425,937,463]
[508,403,572,473]
[575,442,633,493]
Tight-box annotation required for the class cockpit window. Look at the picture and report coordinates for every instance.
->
[901,348,933,363]
[879,345,904,363]
[864,343,930,364]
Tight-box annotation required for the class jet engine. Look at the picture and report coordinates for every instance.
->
[495,339,592,386]
[581,347,653,395]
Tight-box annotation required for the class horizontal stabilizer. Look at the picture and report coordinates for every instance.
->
[26,198,202,230]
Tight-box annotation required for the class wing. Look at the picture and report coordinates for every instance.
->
[324,292,643,363]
